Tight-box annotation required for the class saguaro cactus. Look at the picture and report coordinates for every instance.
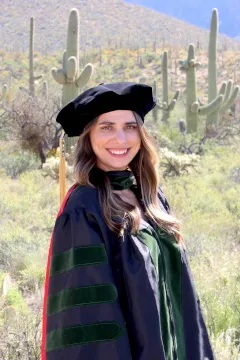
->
[206,9,239,130]
[154,51,179,123]
[29,17,43,97]
[180,44,223,133]
[51,8,94,150]
[152,80,159,123]
[51,8,93,107]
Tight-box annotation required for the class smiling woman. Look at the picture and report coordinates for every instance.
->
[41,82,215,360]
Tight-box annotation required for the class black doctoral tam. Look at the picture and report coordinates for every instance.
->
[56,82,156,137]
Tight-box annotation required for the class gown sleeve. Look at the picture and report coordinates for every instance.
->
[41,196,132,360]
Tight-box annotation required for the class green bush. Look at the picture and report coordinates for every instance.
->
[0,148,40,178]
[19,255,46,293]
[0,169,58,274]
[5,285,28,314]
[190,250,240,348]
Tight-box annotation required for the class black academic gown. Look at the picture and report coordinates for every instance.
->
[41,184,215,360]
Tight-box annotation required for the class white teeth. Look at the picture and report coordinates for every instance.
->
[108,149,128,154]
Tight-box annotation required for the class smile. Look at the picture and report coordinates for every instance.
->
[106,148,130,156]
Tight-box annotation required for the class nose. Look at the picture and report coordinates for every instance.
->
[114,129,127,144]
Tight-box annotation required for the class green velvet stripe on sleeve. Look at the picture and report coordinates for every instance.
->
[50,244,108,276]
[47,283,118,315]
[46,322,125,352]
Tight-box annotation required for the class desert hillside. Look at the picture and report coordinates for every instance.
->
[0,0,239,53]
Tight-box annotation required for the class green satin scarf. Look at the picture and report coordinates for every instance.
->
[93,167,136,190]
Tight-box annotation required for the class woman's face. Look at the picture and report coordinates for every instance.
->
[89,110,141,171]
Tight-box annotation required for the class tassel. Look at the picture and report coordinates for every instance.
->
[59,132,66,205]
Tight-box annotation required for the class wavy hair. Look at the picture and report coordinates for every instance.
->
[73,112,183,244]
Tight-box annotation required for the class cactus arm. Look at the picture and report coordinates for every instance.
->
[199,95,224,116]
[220,86,239,113]
[168,99,177,111]
[76,63,94,88]
[168,90,180,111]
[179,60,189,71]
[52,68,66,84]
[34,75,43,81]
[218,82,227,96]
[67,57,77,81]
[63,50,67,72]
[222,80,233,105]
[173,90,180,100]
[189,59,201,68]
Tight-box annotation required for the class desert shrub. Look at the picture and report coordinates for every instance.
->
[211,331,240,360]
[0,149,40,178]
[42,154,73,181]
[0,170,58,274]
[5,285,28,314]
[162,144,240,252]
[159,147,200,177]
[18,254,46,294]
[0,90,61,163]
[190,250,240,349]
[143,52,158,63]
[0,311,41,360]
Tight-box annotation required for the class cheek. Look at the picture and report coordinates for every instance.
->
[90,131,108,152]
[128,132,141,145]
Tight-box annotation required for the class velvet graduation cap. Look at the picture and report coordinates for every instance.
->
[56,82,156,137]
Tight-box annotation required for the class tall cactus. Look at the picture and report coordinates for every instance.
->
[29,17,43,97]
[51,8,93,107]
[155,51,179,123]
[206,9,239,131]
[180,44,223,133]
[51,8,94,150]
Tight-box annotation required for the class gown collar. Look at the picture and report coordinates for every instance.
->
[92,166,136,190]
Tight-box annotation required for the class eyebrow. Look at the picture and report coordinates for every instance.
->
[98,121,137,125]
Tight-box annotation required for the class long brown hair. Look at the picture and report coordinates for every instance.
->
[73,112,183,243]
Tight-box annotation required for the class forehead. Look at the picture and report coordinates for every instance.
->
[97,110,136,123]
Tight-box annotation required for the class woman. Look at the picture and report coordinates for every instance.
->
[41,82,214,360]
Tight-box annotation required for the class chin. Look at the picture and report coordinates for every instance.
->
[97,160,130,172]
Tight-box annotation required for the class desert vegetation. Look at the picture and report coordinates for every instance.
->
[0,4,239,359]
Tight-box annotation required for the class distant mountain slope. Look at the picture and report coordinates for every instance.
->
[125,0,240,38]
[0,0,239,53]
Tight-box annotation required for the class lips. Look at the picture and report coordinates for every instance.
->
[106,148,130,157]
